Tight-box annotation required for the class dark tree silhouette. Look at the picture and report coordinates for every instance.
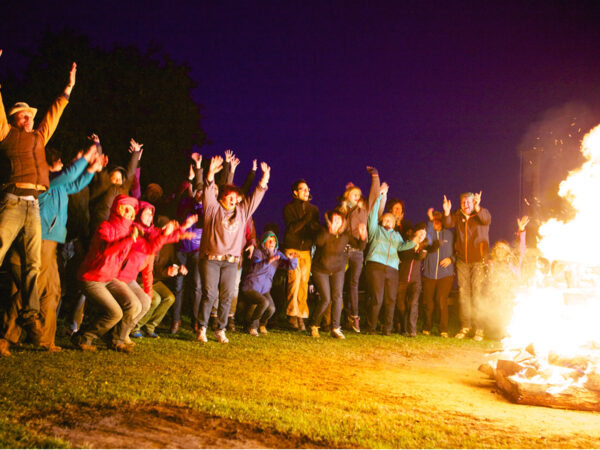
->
[1,28,206,194]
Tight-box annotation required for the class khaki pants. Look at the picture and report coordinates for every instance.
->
[285,249,311,319]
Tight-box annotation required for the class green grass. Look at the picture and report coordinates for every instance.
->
[0,326,594,448]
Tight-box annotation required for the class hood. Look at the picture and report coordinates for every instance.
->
[109,194,139,222]
[135,200,155,232]
[261,230,279,250]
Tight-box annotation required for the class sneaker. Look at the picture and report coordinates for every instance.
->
[148,332,160,339]
[0,339,11,357]
[131,331,144,338]
[215,329,229,344]
[259,325,268,335]
[170,320,180,334]
[348,316,360,333]
[249,328,259,336]
[440,332,449,338]
[196,326,207,343]
[455,327,470,339]
[473,329,484,342]
[310,325,320,338]
[422,330,430,336]
[330,327,345,339]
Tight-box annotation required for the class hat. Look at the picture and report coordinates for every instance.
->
[8,102,37,118]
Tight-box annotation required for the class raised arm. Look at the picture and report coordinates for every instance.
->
[0,50,10,141]
[122,138,143,192]
[241,159,257,196]
[38,62,75,144]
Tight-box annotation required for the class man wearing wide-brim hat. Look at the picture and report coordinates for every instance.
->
[0,48,76,355]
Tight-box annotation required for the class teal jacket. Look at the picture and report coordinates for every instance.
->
[40,157,94,243]
[366,193,415,268]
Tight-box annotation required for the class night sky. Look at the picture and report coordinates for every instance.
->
[3,0,600,243]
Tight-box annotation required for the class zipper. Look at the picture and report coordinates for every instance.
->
[435,230,440,279]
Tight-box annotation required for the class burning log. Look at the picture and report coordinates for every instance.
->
[495,360,600,411]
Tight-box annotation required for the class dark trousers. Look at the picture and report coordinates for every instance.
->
[422,275,454,333]
[394,280,421,335]
[199,258,237,330]
[344,250,364,318]
[365,261,398,332]
[312,269,345,329]
[172,250,201,325]
[242,289,276,329]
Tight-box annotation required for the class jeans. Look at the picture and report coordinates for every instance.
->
[0,193,41,319]
[422,275,454,333]
[79,279,142,345]
[172,250,201,325]
[456,260,486,330]
[134,281,175,334]
[312,270,345,329]
[344,250,364,318]
[394,280,421,335]
[365,261,398,333]
[199,258,238,330]
[127,280,152,332]
[242,289,276,329]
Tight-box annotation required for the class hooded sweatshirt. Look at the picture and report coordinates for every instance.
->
[241,231,298,294]
[78,195,138,282]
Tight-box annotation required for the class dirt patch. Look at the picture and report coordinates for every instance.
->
[22,403,325,449]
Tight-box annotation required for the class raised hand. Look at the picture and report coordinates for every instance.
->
[83,143,98,162]
[191,152,202,167]
[473,191,482,211]
[517,215,529,232]
[167,265,179,277]
[259,162,271,187]
[207,155,224,182]
[129,138,143,154]
[224,149,234,162]
[179,264,189,276]
[68,62,77,88]
[88,133,100,144]
[188,164,195,180]
[380,182,389,196]
[252,159,258,171]
[366,166,378,176]
[427,207,435,221]
[230,156,241,171]
[442,195,451,215]
[87,154,105,173]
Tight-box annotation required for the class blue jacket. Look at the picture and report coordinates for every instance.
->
[241,231,298,294]
[40,157,94,243]
[365,193,415,268]
[423,221,455,279]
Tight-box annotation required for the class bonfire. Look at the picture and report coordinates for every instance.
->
[481,124,600,411]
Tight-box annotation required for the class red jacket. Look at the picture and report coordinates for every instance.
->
[118,201,181,289]
[78,195,138,282]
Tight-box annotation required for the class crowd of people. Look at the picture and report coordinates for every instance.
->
[0,55,531,356]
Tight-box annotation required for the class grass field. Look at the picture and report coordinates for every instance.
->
[1,324,600,449]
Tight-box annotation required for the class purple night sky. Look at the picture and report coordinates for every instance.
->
[3,0,600,243]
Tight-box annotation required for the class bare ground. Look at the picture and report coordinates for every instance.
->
[19,346,600,448]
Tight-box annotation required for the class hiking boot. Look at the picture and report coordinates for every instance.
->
[297,317,306,332]
[330,327,345,339]
[422,330,430,336]
[249,328,259,337]
[288,316,299,330]
[259,325,268,335]
[0,339,11,357]
[310,325,320,338]
[227,317,236,332]
[71,334,97,352]
[215,329,229,344]
[196,326,207,343]
[440,332,449,338]
[111,343,134,353]
[20,316,42,346]
[455,327,470,339]
[170,320,181,334]
[473,329,484,342]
